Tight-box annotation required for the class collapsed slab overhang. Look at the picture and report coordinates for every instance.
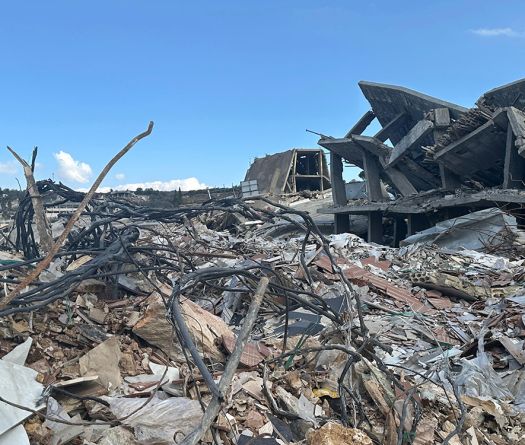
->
[358,80,467,145]
[319,78,525,246]
[477,77,525,111]
[432,110,507,184]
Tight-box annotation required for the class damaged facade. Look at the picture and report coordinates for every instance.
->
[243,149,331,196]
[319,78,525,248]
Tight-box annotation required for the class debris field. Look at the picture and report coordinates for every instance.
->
[1,79,525,445]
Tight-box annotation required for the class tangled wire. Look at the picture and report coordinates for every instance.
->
[0,180,439,444]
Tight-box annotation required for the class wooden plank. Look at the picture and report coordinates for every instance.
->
[384,166,417,196]
[373,112,408,143]
[345,110,375,138]
[503,121,525,189]
[388,119,433,166]
[362,151,385,201]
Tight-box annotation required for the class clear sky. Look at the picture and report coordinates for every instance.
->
[0,1,524,191]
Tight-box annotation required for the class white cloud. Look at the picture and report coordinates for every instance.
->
[53,151,92,184]
[470,27,523,37]
[116,177,208,191]
[82,177,208,193]
[115,172,125,180]
[0,161,19,175]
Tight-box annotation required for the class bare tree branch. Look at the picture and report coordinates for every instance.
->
[180,277,269,445]
[1,122,154,306]
[7,146,53,253]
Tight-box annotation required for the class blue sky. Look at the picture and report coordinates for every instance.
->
[0,1,524,191]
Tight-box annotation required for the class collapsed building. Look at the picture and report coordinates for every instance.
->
[243,148,331,196]
[242,149,372,237]
[319,78,525,247]
[2,85,525,445]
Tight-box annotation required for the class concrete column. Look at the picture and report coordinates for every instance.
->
[367,211,383,244]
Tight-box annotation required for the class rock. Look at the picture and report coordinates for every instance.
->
[119,351,137,376]
[133,292,235,362]
[149,361,179,382]
[306,422,372,445]
[98,426,139,445]
[79,336,122,390]
[291,419,312,441]
[81,423,110,442]
[73,278,106,296]
[24,418,52,444]
[75,293,98,309]
[245,409,266,430]
[180,297,233,362]
[57,314,69,325]
[89,307,107,324]
[133,293,182,361]
[27,358,51,375]
[125,311,140,328]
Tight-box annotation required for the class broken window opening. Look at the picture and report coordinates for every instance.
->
[295,152,320,176]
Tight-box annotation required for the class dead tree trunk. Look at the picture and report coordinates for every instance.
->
[2,122,154,306]
[8,146,53,254]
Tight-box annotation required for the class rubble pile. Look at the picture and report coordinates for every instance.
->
[0,185,524,445]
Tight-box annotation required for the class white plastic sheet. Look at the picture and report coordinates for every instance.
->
[104,394,202,444]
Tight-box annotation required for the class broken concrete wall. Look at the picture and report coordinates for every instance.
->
[319,77,525,247]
